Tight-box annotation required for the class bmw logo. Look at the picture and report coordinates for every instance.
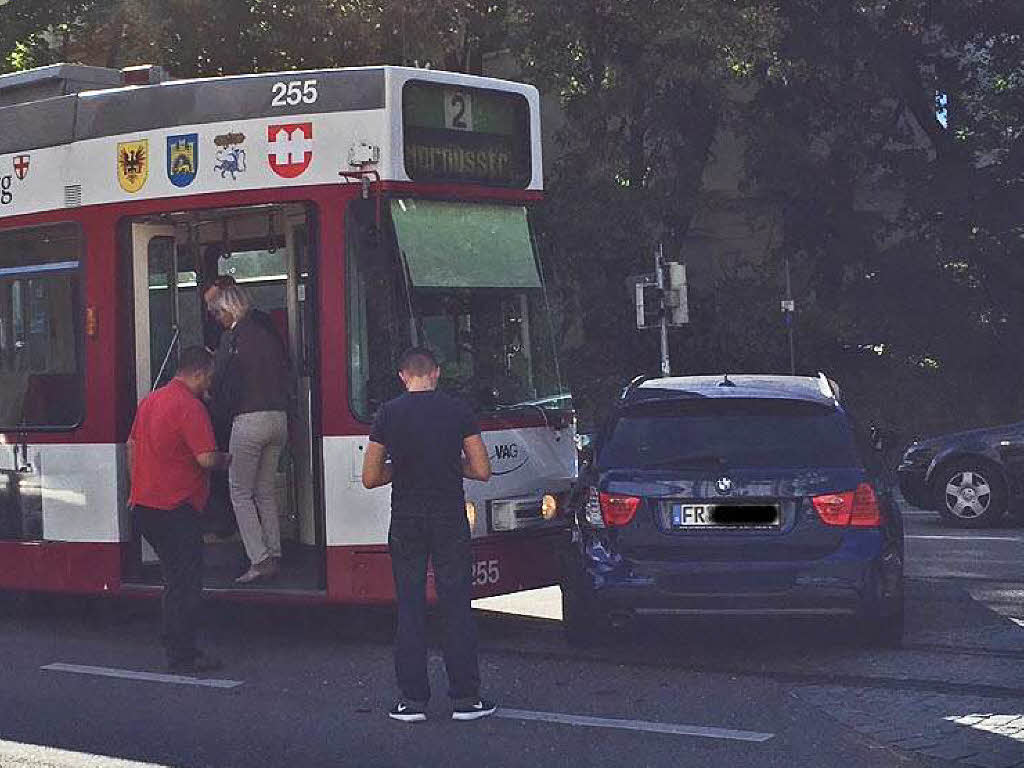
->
[716,476,733,494]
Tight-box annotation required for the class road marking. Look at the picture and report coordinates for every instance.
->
[495,707,774,742]
[907,534,1022,542]
[41,662,243,689]
[0,739,170,767]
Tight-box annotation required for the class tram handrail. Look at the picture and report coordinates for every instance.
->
[152,325,180,393]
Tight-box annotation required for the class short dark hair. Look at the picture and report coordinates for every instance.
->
[177,345,214,375]
[398,347,439,376]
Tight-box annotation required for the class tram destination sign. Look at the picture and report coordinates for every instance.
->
[402,81,531,187]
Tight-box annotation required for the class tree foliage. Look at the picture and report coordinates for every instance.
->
[741,0,1024,439]
[1,0,1021,441]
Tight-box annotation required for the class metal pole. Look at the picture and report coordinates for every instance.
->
[656,242,670,376]
[785,254,795,375]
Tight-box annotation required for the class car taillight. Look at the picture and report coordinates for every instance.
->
[599,491,641,527]
[812,483,882,527]
[850,483,882,526]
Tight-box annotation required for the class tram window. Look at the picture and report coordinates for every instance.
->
[388,199,565,412]
[391,199,541,290]
[0,223,83,429]
[217,247,287,283]
[218,246,288,314]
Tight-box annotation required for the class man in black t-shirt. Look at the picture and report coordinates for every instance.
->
[362,347,495,723]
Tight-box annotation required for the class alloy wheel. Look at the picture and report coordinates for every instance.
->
[943,470,992,520]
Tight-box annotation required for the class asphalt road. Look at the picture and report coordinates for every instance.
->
[0,507,1022,768]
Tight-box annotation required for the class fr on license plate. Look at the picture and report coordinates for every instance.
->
[671,503,780,528]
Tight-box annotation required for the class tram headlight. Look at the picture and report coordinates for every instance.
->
[490,495,564,531]
[466,501,477,529]
[541,494,558,520]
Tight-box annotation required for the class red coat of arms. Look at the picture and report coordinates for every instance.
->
[13,155,29,180]
[267,123,313,178]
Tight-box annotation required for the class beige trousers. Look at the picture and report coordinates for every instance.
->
[229,410,288,566]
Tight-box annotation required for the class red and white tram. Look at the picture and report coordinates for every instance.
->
[0,63,575,602]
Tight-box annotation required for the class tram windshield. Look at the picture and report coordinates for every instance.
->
[347,198,569,419]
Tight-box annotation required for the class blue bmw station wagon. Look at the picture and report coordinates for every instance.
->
[561,374,905,647]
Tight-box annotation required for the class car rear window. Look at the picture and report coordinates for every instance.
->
[598,398,860,470]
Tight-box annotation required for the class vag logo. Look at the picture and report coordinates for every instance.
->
[494,444,518,460]
[488,441,529,475]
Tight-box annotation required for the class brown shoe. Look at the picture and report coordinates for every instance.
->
[234,567,263,584]
[235,556,279,584]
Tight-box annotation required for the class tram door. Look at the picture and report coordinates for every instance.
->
[127,207,321,589]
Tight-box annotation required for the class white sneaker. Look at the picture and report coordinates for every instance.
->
[452,699,497,721]
[388,700,427,722]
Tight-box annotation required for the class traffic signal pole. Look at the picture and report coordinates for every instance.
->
[655,242,671,376]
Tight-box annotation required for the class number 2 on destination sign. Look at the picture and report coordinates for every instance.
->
[445,90,472,131]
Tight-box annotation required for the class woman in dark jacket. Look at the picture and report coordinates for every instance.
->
[210,284,290,583]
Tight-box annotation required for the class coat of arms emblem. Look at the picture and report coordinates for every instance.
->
[214,132,247,180]
[267,123,313,178]
[167,134,198,187]
[117,140,149,193]
[12,154,29,180]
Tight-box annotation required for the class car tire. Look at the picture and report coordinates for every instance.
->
[933,462,1007,528]
[855,561,905,648]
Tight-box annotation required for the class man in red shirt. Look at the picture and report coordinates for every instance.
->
[128,346,231,672]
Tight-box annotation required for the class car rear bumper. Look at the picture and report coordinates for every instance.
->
[571,531,899,618]
[590,582,865,617]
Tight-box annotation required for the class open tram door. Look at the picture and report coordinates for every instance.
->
[123,205,324,592]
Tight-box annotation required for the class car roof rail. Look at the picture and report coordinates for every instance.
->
[620,374,650,400]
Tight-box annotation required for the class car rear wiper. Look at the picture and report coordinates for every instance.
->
[639,453,729,469]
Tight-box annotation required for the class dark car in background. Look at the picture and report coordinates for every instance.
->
[562,374,905,647]
[897,422,1024,527]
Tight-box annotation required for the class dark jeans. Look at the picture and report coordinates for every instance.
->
[133,504,204,663]
[389,511,480,704]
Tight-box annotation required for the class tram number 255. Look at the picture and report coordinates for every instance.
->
[472,559,500,587]
[271,79,319,107]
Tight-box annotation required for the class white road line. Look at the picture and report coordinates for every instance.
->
[907,534,1022,542]
[495,708,774,742]
[0,739,171,768]
[41,662,243,689]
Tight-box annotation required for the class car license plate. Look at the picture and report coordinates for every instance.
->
[671,503,780,528]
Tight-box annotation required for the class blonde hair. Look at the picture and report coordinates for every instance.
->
[212,284,251,320]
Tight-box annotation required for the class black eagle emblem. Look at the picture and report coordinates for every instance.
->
[120,146,146,176]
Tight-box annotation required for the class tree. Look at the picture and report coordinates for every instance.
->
[0,0,510,76]
[3,0,1020,438]
[740,0,1024,438]
[506,0,780,419]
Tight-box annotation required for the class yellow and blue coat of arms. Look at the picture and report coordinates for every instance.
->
[167,133,198,188]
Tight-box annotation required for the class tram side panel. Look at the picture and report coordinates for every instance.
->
[322,424,576,604]
[0,210,129,594]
